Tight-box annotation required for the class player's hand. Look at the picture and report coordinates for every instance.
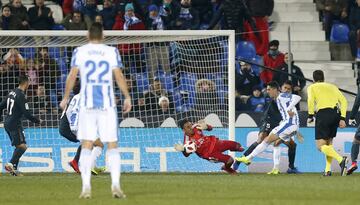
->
[59,99,68,110]
[287,110,295,117]
[195,119,207,130]
[307,115,315,127]
[296,132,304,144]
[339,120,346,128]
[349,118,357,126]
[123,98,132,113]
[174,142,184,152]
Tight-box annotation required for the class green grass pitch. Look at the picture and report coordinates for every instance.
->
[1,173,360,205]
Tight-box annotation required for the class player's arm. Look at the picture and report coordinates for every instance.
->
[60,67,79,110]
[0,98,6,122]
[286,94,301,112]
[349,87,360,125]
[113,68,131,113]
[195,119,212,131]
[19,95,40,124]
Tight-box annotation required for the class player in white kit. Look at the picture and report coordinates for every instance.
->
[60,23,131,199]
[235,81,301,166]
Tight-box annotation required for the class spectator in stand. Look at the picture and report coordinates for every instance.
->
[208,0,257,42]
[24,58,39,96]
[191,0,213,25]
[195,78,219,111]
[316,0,348,40]
[80,0,99,28]
[137,78,174,113]
[63,0,74,16]
[261,40,285,85]
[28,0,54,30]
[95,14,103,24]
[113,0,146,20]
[35,47,61,102]
[245,0,273,56]
[62,11,87,30]
[0,5,23,30]
[272,53,306,100]
[349,0,360,59]
[172,0,199,30]
[236,61,260,96]
[31,85,54,115]
[1,48,23,96]
[246,86,266,112]
[158,96,171,113]
[158,0,181,30]
[99,0,116,30]
[9,0,29,30]
[113,3,146,73]
[145,4,171,81]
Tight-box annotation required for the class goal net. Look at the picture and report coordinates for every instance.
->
[0,30,235,173]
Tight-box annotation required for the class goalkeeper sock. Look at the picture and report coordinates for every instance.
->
[248,141,268,160]
[320,145,343,163]
[107,148,120,188]
[79,148,92,191]
[351,142,360,163]
[74,145,82,163]
[244,142,259,156]
[325,155,333,172]
[273,146,281,170]
[10,147,27,170]
[288,143,297,169]
[90,146,102,168]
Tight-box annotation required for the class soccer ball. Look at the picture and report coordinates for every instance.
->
[184,141,197,154]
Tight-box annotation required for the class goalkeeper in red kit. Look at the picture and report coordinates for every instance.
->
[174,118,244,174]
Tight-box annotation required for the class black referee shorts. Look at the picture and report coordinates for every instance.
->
[5,126,26,146]
[315,108,341,140]
[59,117,79,143]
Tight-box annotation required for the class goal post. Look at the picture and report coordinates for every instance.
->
[0,30,235,172]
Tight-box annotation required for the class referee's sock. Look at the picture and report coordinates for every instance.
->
[325,155,333,172]
[244,142,259,157]
[320,145,343,163]
[351,142,360,164]
[10,147,27,170]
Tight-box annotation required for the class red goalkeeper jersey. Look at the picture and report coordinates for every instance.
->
[183,125,217,158]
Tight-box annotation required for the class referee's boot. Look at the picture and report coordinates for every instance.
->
[339,156,348,176]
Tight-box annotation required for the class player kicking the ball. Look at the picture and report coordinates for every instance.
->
[235,81,301,168]
[174,118,244,174]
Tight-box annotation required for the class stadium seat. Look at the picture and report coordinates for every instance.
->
[135,73,150,93]
[19,47,36,59]
[157,73,175,93]
[52,24,66,30]
[179,72,197,93]
[250,55,263,76]
[330,23,350,43]
[49,47,64,59]
[236,41,256,60]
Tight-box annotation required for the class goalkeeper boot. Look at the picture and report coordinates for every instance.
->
[267,168,280,175]
[79,188,91,199]
[221,165,237,175]
[347,163,358,175]
[5,163,17,176]
[69,160,80,174]
[112,186,126,199]
[234,156,251,166]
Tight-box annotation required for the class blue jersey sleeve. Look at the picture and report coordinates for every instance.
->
[115,48,123,69]
[70,48,79,67]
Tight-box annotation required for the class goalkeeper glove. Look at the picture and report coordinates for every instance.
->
[174,143,185,152]
[195,119,208,130]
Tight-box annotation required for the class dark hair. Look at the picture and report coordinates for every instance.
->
[2,5,11,11]
[18,75,29,85]
[178,118,190,129]
[282,80,293,87]
[313,70,324,82]
[267,81,280,89]
[269,40,279,48]
[89,23,103,40]
[73,80,81,95]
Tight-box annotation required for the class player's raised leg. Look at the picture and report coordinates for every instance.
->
[347,136,360,175]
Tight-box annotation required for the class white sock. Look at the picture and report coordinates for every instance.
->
[273,146,281,170]
[248,141,269,160]
[91,146,102,168]
[107,148,120,188]
[79,148,92,192]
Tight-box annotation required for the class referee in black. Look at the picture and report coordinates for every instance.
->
[307,70,348,176]
[0,75,41,176]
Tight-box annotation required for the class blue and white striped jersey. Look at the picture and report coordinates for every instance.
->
[71,43,123,109]
[66,94,81,133]
[276,92,301,125]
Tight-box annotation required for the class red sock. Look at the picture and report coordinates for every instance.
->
[352,161,357,166]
